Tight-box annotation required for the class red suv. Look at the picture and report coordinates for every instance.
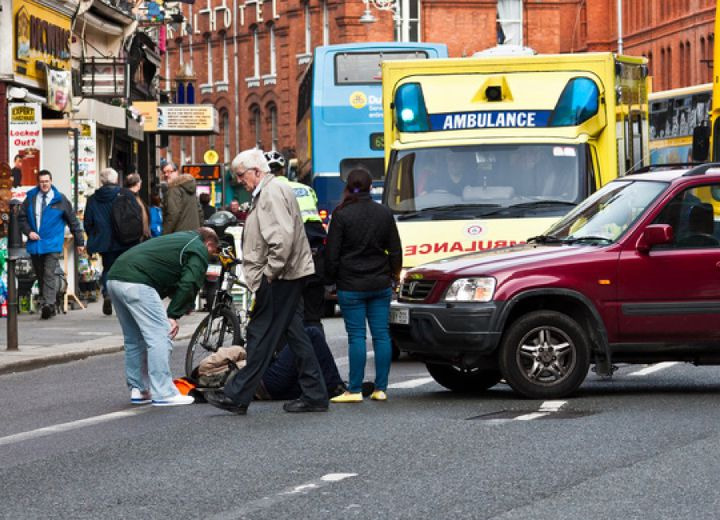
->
[390,164,720,399]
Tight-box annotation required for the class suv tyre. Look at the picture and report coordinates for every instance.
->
[499,310,590,399]
[426,363,502,393]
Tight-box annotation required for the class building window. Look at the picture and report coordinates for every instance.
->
[304,2,312,54]
[269,24,277,76]
[497,0,523,46]
[399,0,421,42]
[254,27,260,78]
[201,35,213,94]
[216,33,229,91]
[322,0,329,45]
[269,104,278,151]
[252,105,262,148]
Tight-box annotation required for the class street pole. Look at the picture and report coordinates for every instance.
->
[6,200,24,351]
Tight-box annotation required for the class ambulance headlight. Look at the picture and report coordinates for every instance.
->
[394,82,429,132]
[444,277,496,302]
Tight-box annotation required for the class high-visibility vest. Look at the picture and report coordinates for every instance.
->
[276,176,322,223]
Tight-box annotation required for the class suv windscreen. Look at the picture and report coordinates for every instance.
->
[384,144,592,216]
[543,179,668,242]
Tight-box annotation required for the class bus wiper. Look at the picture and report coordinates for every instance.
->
[527,234,564,244]
[563,235,613,244]
[397,203,501,220]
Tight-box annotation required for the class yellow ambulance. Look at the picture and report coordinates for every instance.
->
[381,52,649,268]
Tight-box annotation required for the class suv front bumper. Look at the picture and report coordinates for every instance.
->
[389,301,504,363]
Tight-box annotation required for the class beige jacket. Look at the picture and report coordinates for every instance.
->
[241,174,314,292]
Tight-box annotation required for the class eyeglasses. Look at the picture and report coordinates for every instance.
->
[236,167,256,179]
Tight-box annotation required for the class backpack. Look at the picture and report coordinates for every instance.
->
[111,190,143,245]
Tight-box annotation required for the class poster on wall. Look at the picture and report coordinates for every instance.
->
[8,102,42,200]
[46,69,72,112]
[76,120,97,209]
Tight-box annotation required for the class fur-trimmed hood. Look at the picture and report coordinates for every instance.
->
[169,173,197,194]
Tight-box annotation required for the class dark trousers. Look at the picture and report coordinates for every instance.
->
[262,326,344,400]
[224,276,328,407]
[302,277,325,329]
[100,250,123,297]
[30,253,61,307]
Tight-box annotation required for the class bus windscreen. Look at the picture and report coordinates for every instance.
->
[335,51,430,85]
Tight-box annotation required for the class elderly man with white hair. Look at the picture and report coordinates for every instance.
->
[84,167,127,315]
[205,148,329,415]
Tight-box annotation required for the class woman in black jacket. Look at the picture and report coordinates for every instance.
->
[325,168,402,403]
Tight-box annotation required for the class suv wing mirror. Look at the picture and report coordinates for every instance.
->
[637,224,673,254]
[693,125,710,162]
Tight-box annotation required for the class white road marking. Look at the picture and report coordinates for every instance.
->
[628,362,679,377]
[513,400,567,422]
[514,412,548,421]
[0,408,152,447]
[388,377,435,389]
[208,473,358,519]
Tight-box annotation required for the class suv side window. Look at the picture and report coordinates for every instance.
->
[652,184,720,248]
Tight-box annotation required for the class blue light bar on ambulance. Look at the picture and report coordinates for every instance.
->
[394,83,430,132]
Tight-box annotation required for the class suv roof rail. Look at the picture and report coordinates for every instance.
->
[632,162,701,174]
[682,162,720,176]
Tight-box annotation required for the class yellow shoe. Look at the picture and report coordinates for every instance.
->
[370,390,387,401]
[330,392,363,403]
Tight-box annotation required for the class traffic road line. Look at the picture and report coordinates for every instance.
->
[0,408,152,447]
[628,362,679,376]
[208,473,358,519]
[388,377,435,389]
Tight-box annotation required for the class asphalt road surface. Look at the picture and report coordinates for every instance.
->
[3,317,720,519]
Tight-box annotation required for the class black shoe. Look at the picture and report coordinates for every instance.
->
[102,297,112,316]
[204,390,247,415]
[361,381,376,397]
[40,304,54,320]
[283,399,329,413]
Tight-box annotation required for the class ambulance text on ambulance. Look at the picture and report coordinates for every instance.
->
[405,239,524,256]
[430,110,552,131]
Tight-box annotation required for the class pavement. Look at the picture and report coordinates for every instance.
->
[0,296,205,375]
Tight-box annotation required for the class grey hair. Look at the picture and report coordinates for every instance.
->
[99,167,119,186]
[230,148,270,175]
[125,172,141,187]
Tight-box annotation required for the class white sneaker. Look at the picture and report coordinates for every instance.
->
[152,393,194,407]
[130,388,151,405]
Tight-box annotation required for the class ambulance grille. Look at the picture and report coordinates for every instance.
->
[400,280,436,301]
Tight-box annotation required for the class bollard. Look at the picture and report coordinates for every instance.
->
[6,200,26,351]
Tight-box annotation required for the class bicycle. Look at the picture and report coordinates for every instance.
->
[185,216,253,378]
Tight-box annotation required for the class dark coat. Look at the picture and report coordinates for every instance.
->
[84,184,124,254]
[163,174,203,234]
[324,194,402,292]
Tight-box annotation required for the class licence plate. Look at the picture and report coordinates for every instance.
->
[389,307,409,325]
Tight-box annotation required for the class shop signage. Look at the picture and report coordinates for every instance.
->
[76,120,97,195]
[131,101,158,132]
[8,102,43,187]
[181,164,222,181]
[46,69,72,112]
[14,0,72,85]
[156,105,219,135]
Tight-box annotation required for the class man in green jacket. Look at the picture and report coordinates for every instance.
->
[107,228,219,406]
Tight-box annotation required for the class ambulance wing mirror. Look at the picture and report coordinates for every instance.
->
[692,124,710,162]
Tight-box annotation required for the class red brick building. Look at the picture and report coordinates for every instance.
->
[161,0,715,178]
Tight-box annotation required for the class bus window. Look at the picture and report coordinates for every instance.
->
[339,158,384,181]
[335,51,430,85]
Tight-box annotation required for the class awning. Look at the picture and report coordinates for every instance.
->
[73,98,126,129]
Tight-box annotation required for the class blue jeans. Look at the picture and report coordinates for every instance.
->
[337,287,392,392]
[107,280,179,400]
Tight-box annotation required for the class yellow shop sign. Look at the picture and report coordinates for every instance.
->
[14,0,72,83]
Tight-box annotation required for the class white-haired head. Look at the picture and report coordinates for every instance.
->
[230,148,270,176]
[99,167,119,186]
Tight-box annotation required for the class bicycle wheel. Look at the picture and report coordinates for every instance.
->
[185,306,242,378]
[232,282,253,346]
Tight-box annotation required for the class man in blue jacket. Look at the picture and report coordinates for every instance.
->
[19,170,85,319]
